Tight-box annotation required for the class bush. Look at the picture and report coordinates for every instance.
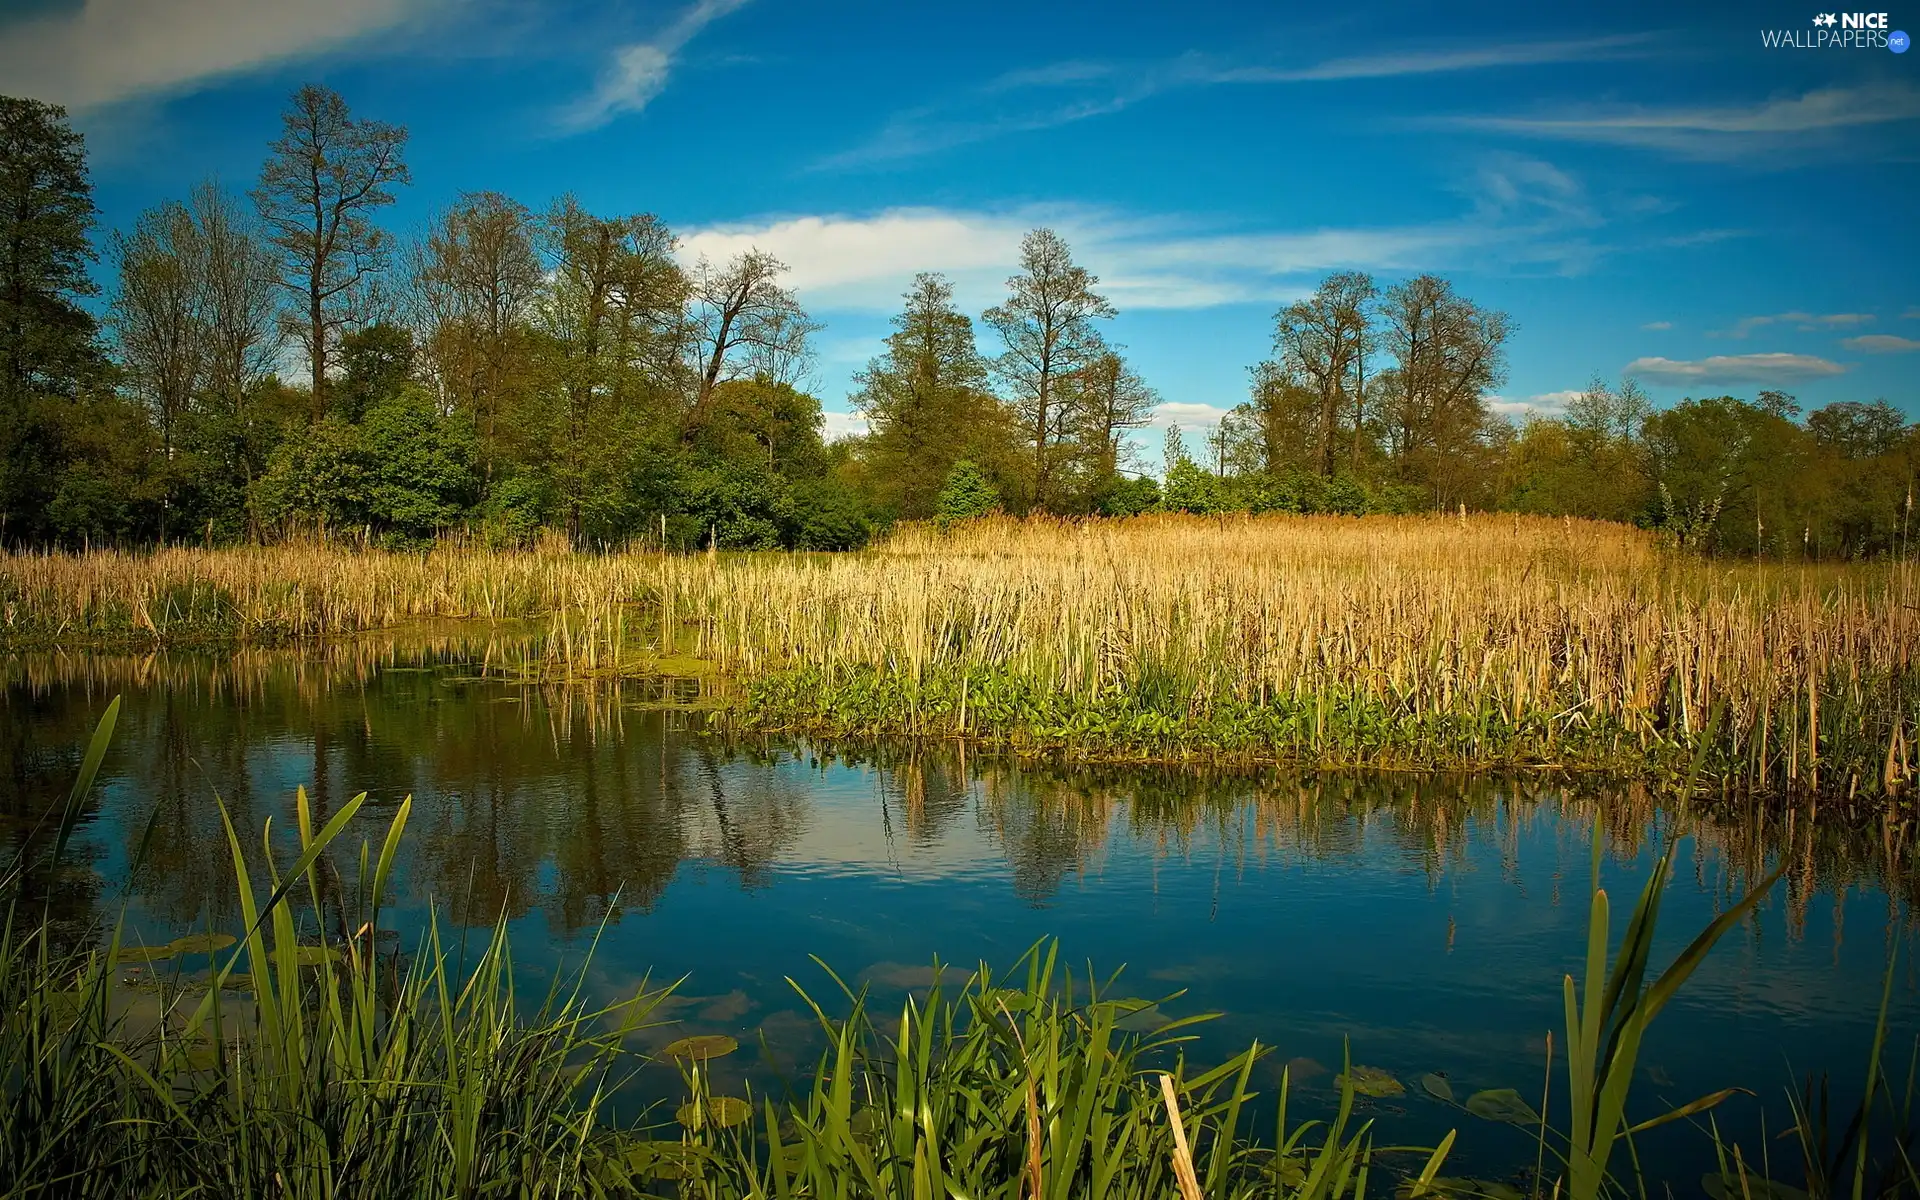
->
[935,460,999,527]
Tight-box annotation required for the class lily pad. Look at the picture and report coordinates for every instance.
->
[676,1095,753,1128]
[1398,1179,1526,1200]
[218,973,254,992]
[1702,1174,1810,1200]
[850,1106,887,1137]
[289,945,340,967]
[1420,1073,1454,1103]
[1465,1088,1541,1125]
[167,933,237,955]
[116,944,177,963]
[662,1034,739,1061]
[1335,1065,1405,1098]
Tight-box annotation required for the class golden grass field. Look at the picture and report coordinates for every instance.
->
[3,513,1915,798]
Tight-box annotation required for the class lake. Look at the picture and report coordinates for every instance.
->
[2,636,1912,1187]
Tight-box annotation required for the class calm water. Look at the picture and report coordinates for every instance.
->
[2,641,1914,1183]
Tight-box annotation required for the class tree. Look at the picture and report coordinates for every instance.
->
[688,249,816,431]
[853,273,1005,518]
[935,461,1000,526]
[1377,274,1511,505]
[536,196,688,540]
[110,201,202,462]
[984,229,1114,512]
[0,96,100,409]
[333,322,415,422]
[254,84,409,418]
[1071,347,1156,508]
[407,191,543,485]
[1808,400,1905,459]
[188,181,282,426]
[1273,272,1374,477]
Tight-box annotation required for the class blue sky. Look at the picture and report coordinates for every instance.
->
[5,0,1917,449]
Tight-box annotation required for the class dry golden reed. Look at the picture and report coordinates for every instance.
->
[3,513,1915,794]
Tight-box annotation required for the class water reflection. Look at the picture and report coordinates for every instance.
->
[2,644,1916,1183]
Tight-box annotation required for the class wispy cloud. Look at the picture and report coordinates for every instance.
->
[1211,35,1654,84]
[1442,83,1920,160]
[680,157,1619,314]
[821,36,1654,168]
[1842,334,1920,354]
[1716,311,1874,338]
[1624,353,1847,385]
[1641,320,1673,331]
[1906,307,1920,320]
[0,0,434,110]
[558,0,749,131]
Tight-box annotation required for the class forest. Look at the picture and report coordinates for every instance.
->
[2,86,1914,556]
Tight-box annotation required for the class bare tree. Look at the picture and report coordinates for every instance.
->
[189,181,282,420]
[687,249,817,430]
[109,202,202,460]
[984,228,1113,512]
[254,84,409,418]
[1272,271,1375,477]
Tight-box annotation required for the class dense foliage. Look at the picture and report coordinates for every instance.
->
[1,88,1914,556]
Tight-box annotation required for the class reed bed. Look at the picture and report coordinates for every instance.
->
[3,514,1916,799]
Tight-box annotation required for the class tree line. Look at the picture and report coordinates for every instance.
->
[2,88,1913,557]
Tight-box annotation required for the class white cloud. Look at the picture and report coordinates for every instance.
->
[1842,335,1920,354]
[1719,311,1874,338]
[1444,82,1920,160]
[1640,320,1673,331]
[1905,307,1920,320]
[821,410,869,442]
[1623,353,1847,384]
[678,158,1619,315]
[558,0,749,131]
[1488,389,1583,418]
[1152,401,1233,430]
[0,0,429,110]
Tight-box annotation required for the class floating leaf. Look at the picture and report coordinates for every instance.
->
[1702,1175,1810,1200]
[178,1044,222,1072]
[289,945,340,967]
[167,933,237,955]
[676,1095,752,1128]
[1335,1065,1405,1098]
[1465,1088,1541,1125]
[1420,1073,1454,1103]
[116,944,177,963]
[662,1034,739,1061]
[218,973,254,992]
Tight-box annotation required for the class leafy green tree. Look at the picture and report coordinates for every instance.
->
[854,273,1009,518]
[251,417,366,536]
[359,385,478,546]
[0,96,107,540]
[334,322,416,422]
[935,460,1000,527]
